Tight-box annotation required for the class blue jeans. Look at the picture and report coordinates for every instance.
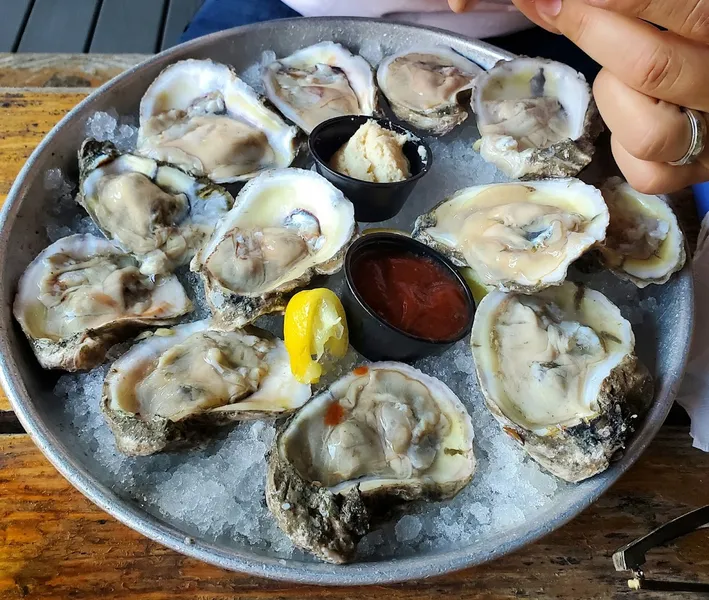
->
[181,0,300,43]
[180,0,600,80]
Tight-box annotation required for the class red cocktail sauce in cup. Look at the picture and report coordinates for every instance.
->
[350,249,469,341]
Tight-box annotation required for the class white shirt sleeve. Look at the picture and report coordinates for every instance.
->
[280,1,530,39]
[282,0,452,18]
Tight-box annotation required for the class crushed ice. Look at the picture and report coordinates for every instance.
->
[43,167,100,242]
[47,99,660,561]
[84,109,138,152]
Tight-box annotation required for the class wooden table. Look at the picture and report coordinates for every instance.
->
[0,53,708,600]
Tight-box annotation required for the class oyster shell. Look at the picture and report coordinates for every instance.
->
[472,58,602,179]
[376,46,483,135]
[412,180,609,292]
[102,320,311,456]
[266,362,475,563]
[78,139,234,275]
[13,234,192,371]
[262,42,378,134]
[137,59,299,183]
[191,168,356,327]
[599,177,686,287]
[472,282,653,482]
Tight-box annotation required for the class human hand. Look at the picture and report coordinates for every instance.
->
[511,0,709,194]
[448,0,476,12]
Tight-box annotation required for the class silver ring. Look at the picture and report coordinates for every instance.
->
[669,107,707,166]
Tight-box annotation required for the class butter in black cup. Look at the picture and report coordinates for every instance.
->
[309,115,432,223]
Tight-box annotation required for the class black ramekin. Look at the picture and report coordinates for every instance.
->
[309,115,432,223]
[341,232,475,362]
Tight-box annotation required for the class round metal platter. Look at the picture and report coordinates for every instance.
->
[0,18,694,585]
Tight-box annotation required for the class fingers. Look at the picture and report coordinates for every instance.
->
[510,1,561,33]
[448,0,472,12]
[511,0,709,192]
[611,135,709,194]
[593,69,692,163]
[583,0,709,44]
[523,0,709,112]
[598,66,709,194]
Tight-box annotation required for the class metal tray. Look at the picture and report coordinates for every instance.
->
[0,17,694,586]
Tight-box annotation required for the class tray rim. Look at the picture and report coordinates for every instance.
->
[0,16,695,586]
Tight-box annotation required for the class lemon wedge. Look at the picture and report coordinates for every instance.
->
[284,288,349,384]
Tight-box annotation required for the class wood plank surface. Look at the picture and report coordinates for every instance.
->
[0,429,707,599]
[0,90,88,202]
[90,0,167,54]
[0,54,147,88]
[17,0,101,53]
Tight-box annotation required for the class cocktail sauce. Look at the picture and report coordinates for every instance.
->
[351,249,469,341]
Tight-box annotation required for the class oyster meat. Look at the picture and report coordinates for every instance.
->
[138,59,299,183]
[376,46,483,135]
[78,139,234,275]
[472,282,653,482]
[412,180,609,292]
[472,58,602,179]
[191,168,356,326]
[102,320,311,456]
[13,234,192,371]
[262,42,378,134]
[599,178,685,287]
[266,362,475,563]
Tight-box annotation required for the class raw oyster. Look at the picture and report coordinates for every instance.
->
[191,168,356,327]
[472,58,602,179]
[78,139,234,275]
[13,234,192,371]
[102,320,311,456]
[472,282,653,482]
[412,180,609,292]
[262,42,378,134]
[599,177,685,287]
[138,59,299,183]
[377,46,483,135]
[266,362,475,563]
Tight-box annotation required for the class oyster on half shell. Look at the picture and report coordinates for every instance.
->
[13,234,192,371]
[472,282,653,482]
[102,320,311,456]
[412,180,609,293]
[266,362,475,563]
[262,42,378,134]
[191,168,356,327]
[472,58,602,179]
[138,59,299,183]
[599,178,686,288]
[376,46,483,135]
[78,139,234,275]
